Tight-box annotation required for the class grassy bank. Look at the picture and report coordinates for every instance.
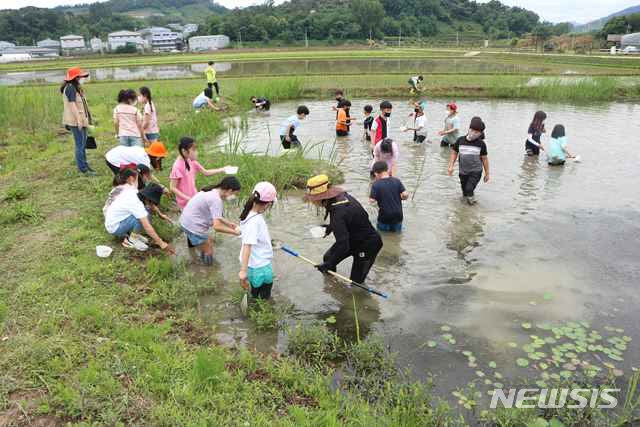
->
[1,76,639,425]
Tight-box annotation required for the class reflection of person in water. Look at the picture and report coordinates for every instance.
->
[304,175,383,286]
[446,194,485,258]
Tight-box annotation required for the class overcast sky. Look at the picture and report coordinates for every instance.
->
[3,0,640,23]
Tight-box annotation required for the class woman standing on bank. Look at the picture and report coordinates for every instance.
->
[61,67,95,176]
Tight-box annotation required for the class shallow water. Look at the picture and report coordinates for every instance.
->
[190,98,640,395]
[0,57,616,85]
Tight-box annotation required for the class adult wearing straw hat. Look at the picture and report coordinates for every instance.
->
[305,175,383,285]
[61,67,94,176]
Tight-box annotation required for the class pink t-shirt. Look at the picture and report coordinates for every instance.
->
[143,102,160,134]
[113,104,142,137]
[170,157,204,209]
[371,140,399,172]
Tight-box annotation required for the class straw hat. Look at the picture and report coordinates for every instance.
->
[145,141,168,158]
[64,67,89,82]
[304,175,344,202]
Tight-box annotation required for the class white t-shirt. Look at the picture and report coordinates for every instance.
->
[414,114,427,137]
[239,212,272,269]
[279,115,300,136]
[105,145,151,168]
[179,190,223,236]
[103,185,148,234]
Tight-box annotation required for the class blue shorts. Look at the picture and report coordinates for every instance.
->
[248,263,273,288]
[182,227,209,246]
[145,133,159,141]
[112,215,143,237]
[119,136,143,147]
[377,222,402,233]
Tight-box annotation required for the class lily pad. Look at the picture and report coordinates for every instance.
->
[516,358,529,368]
[476,370,485,378]
[484,379,493,385]
[426,340,437,348]
[325,315,336,324]
[559,370,573,379]
[522,322,532,330]
[622,336,632,342]
[488,361,497,369]
[539,362,549,370]
[494,372,503,379]
[543,292,553,301]
[441,325,452,332]
[507,342,519,348]
[535,380,548,388]
[468,362,478,368]
[462,350,473,357]
[493,382,504,389]
[442,333,453,340]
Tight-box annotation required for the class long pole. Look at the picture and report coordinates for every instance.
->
[305,27,308,48]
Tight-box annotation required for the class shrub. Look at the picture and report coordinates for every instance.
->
[287,321,342,366]
[0,200,43,225]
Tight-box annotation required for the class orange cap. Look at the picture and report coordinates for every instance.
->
[64,67,89,81]
[145,141,168,158]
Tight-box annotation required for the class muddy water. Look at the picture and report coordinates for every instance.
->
[190,98,640,394]
[0,58,607,85]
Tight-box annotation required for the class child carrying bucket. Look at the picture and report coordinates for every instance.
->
[238,182,278,300]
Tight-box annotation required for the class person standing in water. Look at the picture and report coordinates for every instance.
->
[305,175,383,285]
[526,110,547,156]
[547,124,574,166]
[61,67,95,176]
[279,105,309,149]
[205,61,219,96]
[370,100,393,151]
[438,102,460,147]
[405,102,427,143]
[448,117,490,205]
[238,182,278,300]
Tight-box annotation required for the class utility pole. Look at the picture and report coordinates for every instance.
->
[305,27,308,48]
[399,27,402,47]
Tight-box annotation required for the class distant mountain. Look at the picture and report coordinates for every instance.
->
[57,0,228,22]
[573,4,640,33]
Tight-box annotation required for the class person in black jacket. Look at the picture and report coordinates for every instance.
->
[305,175,383,284]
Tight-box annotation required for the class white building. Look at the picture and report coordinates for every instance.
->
[37,39,61,50]
[188,35,230,52]
[621,32,640,49]
[183,24,199,37]
[140,27,179,52]
[0,41,16,52]
[60,35,85,50]
[0,53,32,63]
[108,31,144,51]
[90,37,104,53]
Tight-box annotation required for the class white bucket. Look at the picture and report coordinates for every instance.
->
[225,166,239,174]
[310,226,325,239]
[96,245,113,258]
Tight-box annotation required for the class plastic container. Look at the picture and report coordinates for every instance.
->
[96,245,113,258]
[225,166,239,174]
[310,226,325,239]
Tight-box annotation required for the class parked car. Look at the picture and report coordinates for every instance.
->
[623,46,639,55]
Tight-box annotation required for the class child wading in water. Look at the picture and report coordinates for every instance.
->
[526,110,547,156]
[371,138,399,177]
[363,105,374,142]
[369,161,409,232]
[404,102,427,143]
[438,102,460,147]
[114,89,146,147]
[169,137,234,210]
[370,101,393,151]
[448,117,490,205]
[179,176,242,265]
[279,105,309,149]
[239,182,278,300]
[547,124,574,166]
[336,100,354,137]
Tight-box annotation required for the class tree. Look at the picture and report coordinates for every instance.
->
[532,23,552,53]
[352,0,384,39]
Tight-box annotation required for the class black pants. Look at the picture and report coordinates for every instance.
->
[414,133,426,143]
[280,135,300,149]
[440,139,451,147]
[525,140,540,156]
[208,82,220,96]
[459,172,482,197]
[336,130,348,137]
[250,283,273,300]
[324,236,383,284]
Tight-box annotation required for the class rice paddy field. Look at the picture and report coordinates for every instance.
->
[1,50,639,426]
